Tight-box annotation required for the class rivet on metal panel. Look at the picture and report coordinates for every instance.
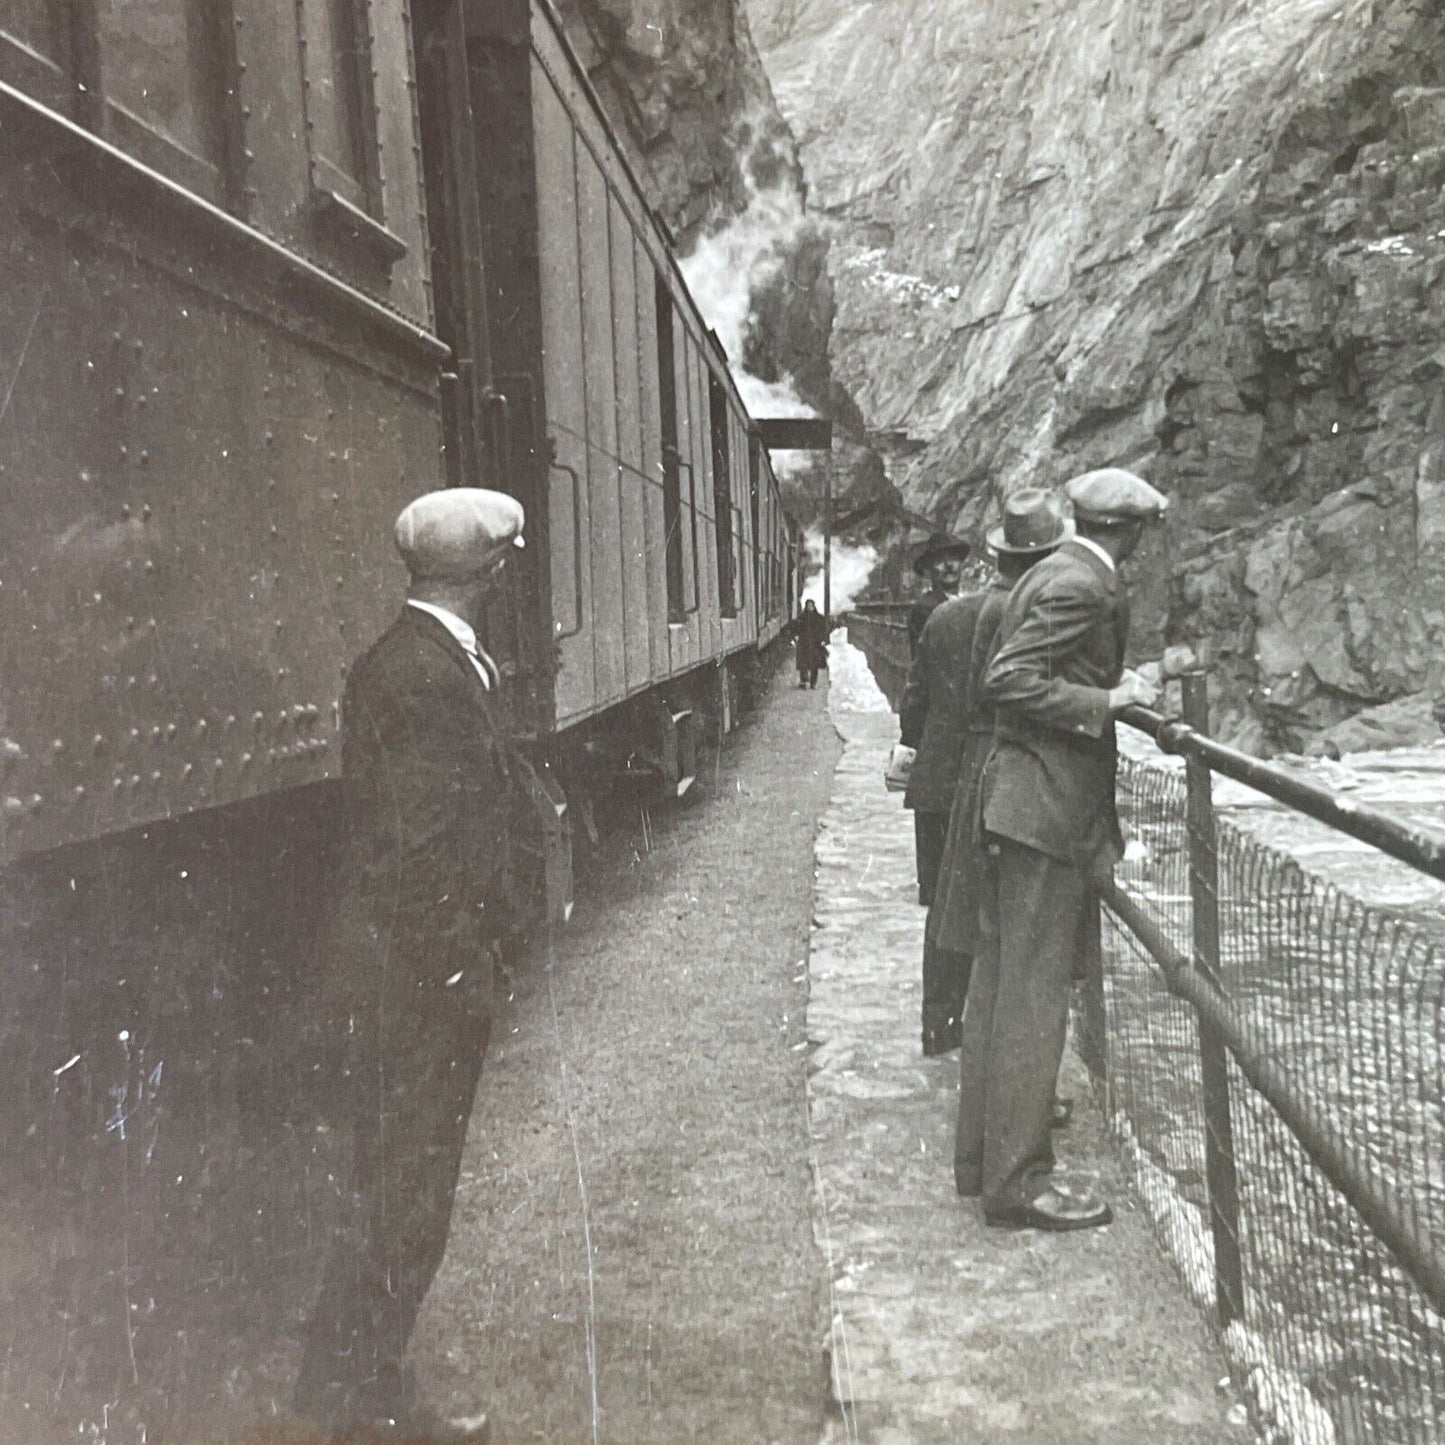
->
[147,618,157,631]
[278,668,288,679]
[240,754,252,769]
[275,619,283,631]
[214,758,224,770]
[335,577,344,588]
[183,763,193,779]
[92,734,104,753]
[121,504,132,519]
[125,616,135,631]
[270,525,278,537]
[129,774,141,789]
[114,387,125,401]
[226,715,237,729]
[143,560,155,574]
[148,673,158,686]
[74,786,85,801]
[195,718,208,735]
[133,340,143,353]
[139,451,150,467]
[150,771,161,785]
[137,395,147,408]
[166,724,177,740]
[3,797,24,816]
[29,794,42,811]
[112,778,123,792]
[51,739,64,755]
[331,492,340,503]
[253,711,265,730]
[264,431,274,444]
[150,726,162,744]
[141,504,151,520]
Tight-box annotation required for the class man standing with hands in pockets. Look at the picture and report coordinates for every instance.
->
[955,468,1168,1231]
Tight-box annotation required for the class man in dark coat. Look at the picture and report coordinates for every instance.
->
[923,493,1069,1058]
[793,599,832,687]
[955,469,1166,1231]
[294,488,528,1442]
[905,541,969,657]
[897,544,976,1052]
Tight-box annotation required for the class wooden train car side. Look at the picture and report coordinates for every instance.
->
[0,0,465,863]
[465,0,797,743]
[0,0,805,868]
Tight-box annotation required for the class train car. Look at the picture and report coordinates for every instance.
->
[0,0,804,885]
[462,0,799,787]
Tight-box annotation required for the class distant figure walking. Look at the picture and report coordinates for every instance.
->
[793,599,832,688]
[295,488,527,1443]
[923,493,1069,1056]
[956,469,1166,1233]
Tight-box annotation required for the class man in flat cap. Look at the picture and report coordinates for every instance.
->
[955,468,1165,1231]
[295,488,527,1442]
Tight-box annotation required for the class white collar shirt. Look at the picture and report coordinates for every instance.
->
[1071,534,1116,573]
[406,599,499,689]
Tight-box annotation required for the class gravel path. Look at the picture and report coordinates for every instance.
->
[415,663,840,1442]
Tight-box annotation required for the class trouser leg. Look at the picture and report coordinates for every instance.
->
[913,811,948,907]
[954,842,1000,1195]
[979,839,1088,1215]
[297,1019,489,1422]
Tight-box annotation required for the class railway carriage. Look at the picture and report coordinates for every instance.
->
[0,0,805,890]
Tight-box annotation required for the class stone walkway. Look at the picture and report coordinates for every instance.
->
[807,636,1253,1444]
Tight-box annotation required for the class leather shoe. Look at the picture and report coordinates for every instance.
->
[984,1186,1113,1233]
[1051,1096,1074,1129]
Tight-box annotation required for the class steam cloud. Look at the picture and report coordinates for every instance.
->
[678,167,816,479]
[802,527,877,613]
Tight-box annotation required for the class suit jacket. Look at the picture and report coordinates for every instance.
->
[325,606,521,1049]
[899,591,989,813]
[980,541,1129,870]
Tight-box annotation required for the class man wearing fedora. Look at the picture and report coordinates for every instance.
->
[897,537,976,1052]
[955,468,1166,1231]
[906,540,971,658]
[294,488,528,1442]
[924,491,1070,1059]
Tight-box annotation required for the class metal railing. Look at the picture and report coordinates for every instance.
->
[1098,674,1445,1445]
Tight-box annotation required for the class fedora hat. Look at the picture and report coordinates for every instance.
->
[986,489,1073,555]
[910,536,971,577]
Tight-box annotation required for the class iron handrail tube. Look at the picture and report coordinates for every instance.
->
[1117,704,1445,884]
[1098,875,1445,1319]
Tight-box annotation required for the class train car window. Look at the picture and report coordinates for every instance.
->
[655,275,686,620]
[11,0,236,201]
[97,0,229,172]
[0,2,69,105]
[297,0,388,234]
[709,375,737,618]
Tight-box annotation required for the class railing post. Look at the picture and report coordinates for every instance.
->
[1182,670,1246,1328]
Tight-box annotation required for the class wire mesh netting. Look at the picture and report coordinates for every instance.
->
[1086,753,1445,1445]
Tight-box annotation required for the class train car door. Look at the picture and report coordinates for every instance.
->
[411,0,528,710]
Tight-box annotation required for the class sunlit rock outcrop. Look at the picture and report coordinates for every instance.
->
[749,0,1445,750]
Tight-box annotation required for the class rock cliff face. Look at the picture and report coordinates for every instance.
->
[750,0,1445,751]
[556,0,838,451]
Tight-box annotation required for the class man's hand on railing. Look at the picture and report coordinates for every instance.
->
[1108,668,1160,714]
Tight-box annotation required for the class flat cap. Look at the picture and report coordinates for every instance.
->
[1064,468,1169,524]
[394,488,525,579]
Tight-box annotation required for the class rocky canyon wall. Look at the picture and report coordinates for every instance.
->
[750,0,1445,752]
